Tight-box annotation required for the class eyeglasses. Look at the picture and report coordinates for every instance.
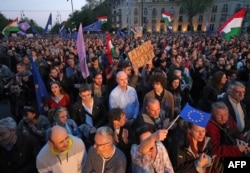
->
[94,141,111,148]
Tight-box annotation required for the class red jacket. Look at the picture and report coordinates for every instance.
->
[206,116,243,157]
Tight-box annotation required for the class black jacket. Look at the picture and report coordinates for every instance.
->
[0,132,41,173]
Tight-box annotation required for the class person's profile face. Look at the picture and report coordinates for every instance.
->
[50,132,70,152]
[0,127,16,147]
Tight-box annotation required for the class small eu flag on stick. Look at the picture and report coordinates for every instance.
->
[179,103,211,128]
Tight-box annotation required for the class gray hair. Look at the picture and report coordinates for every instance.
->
[211,102,228,116]
[96,126,114,142]
[227,81,245,94]
[116,71,127,80]
[53,106,68,120]
[0,117,17,130]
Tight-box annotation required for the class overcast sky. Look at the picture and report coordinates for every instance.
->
[0,0,87,27]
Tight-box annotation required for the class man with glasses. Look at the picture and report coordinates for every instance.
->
[36,125,86,173]
[84,126,127,173]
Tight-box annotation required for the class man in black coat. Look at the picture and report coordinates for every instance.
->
[0,116,41,173]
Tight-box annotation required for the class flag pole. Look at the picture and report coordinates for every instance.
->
[166,115,180,130]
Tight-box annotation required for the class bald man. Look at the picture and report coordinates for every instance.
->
[36,126,86,173]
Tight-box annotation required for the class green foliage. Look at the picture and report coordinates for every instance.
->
[176,0,214,31]
[0,13,12,32]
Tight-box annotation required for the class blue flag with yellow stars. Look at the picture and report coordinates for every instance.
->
[180,103,211,128]
[31,60,48,114]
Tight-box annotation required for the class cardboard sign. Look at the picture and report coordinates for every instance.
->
[128,40,155,68]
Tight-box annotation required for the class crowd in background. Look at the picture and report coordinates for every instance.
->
[0,32,250,173]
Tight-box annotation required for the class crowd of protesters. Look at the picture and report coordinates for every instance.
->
[0,31,250,173]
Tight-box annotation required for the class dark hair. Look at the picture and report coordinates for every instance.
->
[50,81,65,94]
[92,72,103,79]
[79,83,91,93]
[23,106,39,119]
[108,108,125,124]
[210,71,226,93]
[135,124,155,142]
[150,72,167,88]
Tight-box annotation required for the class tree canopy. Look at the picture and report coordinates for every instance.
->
[176,0,214,31]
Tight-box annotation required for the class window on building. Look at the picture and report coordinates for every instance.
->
[212,5,217,13]
[152,8,157,15]
[178,16,183,22]
[198,15,203,22]
[178,25,182,31]
[220,14,227,22]
[179,7,184,14]
[197,24,202,31]
[134,17,138,24]
[152,19,157,24]
[160,25,165,32]
[210,24,214,31]
[161,8,165,13]
[222,4,228,13]
[152,25,156,32]
[134,8,138,15]
[235,4,241,12]
[170,7,174,14]
[210,15,216,22]
[144,8,148,15]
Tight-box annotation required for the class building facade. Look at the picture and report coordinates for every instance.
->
[111,0,250,33]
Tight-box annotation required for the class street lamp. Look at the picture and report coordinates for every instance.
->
[67,0,74,12]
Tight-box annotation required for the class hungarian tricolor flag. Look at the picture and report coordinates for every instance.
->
[162,11,173,25]
[2,17,19,36]
[217,7,246,41]
[98,16,108,24]
[130,26,137,34]
[106,33,115,65]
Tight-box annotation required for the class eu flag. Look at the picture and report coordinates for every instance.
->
[43,13,52,34]
[31,60,48,114]
[83,21,101,32]
[180,103,211,128]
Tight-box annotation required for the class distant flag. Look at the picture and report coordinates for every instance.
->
[106,33,115,65]
[59,22,65,33]
[162,11,173,25]
[2,17,19,36]
[180,103,211,128]
[116,28,126,38]
[130,26,137,34]
[76,23,90,79]
[43,13,52,34]
[31,59,48,115]
[97,16,108,24]
[83,21,102,32]
[18,21,30,31]
[217,7,247,41]
[17,30,26,36]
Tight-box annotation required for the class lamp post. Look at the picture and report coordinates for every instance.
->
[67,0,74,12]
[141,0,143,27]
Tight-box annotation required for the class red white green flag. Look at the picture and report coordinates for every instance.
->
[162,11,173,25]
[98,16,108,24]
[217,7,246,41]
[130,26,137,34]
[106,33,115,65]
[2,17,19,36]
